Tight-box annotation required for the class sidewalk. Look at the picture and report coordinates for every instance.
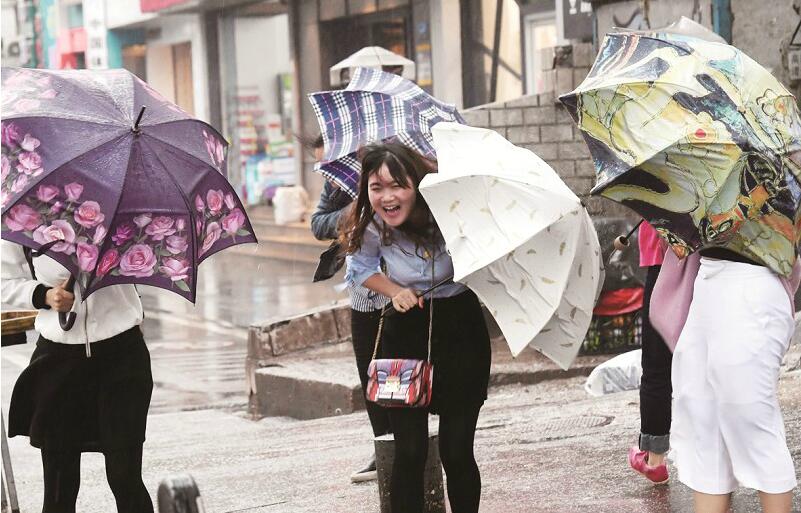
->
[5,367,800,512]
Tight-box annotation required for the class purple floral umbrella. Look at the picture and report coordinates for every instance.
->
[1,67,257,318]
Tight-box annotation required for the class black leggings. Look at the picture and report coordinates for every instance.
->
[388,405,482,513]
[41,445,153,513]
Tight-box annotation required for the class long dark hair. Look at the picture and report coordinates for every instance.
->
[341,142,438,255]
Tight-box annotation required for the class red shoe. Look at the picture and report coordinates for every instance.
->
[628,446,669,484]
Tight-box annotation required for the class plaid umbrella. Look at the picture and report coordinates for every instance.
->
[559,32,801,276]
[308,67,465,198]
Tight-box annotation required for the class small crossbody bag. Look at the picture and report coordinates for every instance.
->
[365,252,434,408]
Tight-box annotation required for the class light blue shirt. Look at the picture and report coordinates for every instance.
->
[346,219,466,298]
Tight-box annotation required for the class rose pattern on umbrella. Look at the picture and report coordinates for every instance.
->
[194,188,252,257]
[104,213,195,292]
[2,127,109,275]
[1,70,58,116]
[202,130,225,170]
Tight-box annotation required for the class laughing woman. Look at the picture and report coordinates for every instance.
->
[342,142,491,513]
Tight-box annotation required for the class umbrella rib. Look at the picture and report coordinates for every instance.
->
[12,130,130,208]
[1,113,127,129]
[141,118,228,143]
[84,139,139,295]
[138,135,204,303]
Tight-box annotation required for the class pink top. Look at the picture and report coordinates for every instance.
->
[638,220,668,267]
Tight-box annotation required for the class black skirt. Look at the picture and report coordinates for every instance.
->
[8,326,153,453]
[379,290,491,414]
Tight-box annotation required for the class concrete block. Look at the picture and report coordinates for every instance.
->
[551,160,576,178]
[523,142,558,161]
[573,126,585,142]
[564,177,594,195]
[539,91,557,106]
[558,142,591,160]
[491,127,507,139]
[461,109,489,127]
[375,433,445,513]
[248,301,351,358]
[573,43,594,68]
[490,108,523,127]
[540,70,556,94]
[540,124,574,143]
[253,361,364,420]
[507,126,540,144]
[505,94,539,108]
[556,68,573,95]
[523,106,556,125]
[575,159,597,178]
[539,47,556,71]
[573,67,590,88]
[555,106,574,125]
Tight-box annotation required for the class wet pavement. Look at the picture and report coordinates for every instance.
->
[2,251,800,512]
[2,372,800,512]
[2,250,347,414]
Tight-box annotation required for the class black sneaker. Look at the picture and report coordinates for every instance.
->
[350,455,377,483]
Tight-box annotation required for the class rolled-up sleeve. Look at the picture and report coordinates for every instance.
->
[345,224,382,287]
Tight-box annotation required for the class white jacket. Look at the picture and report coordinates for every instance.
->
[1,240,143,344]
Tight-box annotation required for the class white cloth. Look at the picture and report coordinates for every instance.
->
[671,258,797,495]
[1,240,143,344]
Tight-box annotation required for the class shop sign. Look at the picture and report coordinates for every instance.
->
[140,0,191,12]
[83,0,107,69]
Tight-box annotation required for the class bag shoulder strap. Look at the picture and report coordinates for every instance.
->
[23,246,36,280]
[371,247,434,362]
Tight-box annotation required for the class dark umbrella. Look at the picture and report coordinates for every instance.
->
[1,67,257,333]
[308,67,465,198]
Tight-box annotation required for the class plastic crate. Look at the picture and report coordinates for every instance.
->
[580,310,642,355]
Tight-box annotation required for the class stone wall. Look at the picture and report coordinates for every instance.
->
[459,43,630,219]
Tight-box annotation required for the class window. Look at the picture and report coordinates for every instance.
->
[524,12,558,95]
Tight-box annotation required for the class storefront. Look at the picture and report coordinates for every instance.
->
[217,1,295,204]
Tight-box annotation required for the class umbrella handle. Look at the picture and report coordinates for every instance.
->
[612,219,644,252]
[382,275,454,318]
[59,275,78,331]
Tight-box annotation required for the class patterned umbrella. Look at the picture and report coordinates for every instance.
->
[308,67,464,198]
[1,67,257,306]
[420,123,603,370]
[559,32,801,276]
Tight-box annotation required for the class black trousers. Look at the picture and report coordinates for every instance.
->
[41,445,153,513]
[350,309,392,437]
[639,265,673,453]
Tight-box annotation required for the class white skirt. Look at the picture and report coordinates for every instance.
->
[670,258,797,495]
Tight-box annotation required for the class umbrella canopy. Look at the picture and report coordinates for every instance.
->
[559,32,801,276]
[308,67,464,198]
[1,67,257,302]
[420,123,603,370]
[329,46,416,87]
[617,16,727,44]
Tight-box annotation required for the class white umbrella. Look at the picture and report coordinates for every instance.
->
[329,46,416,87]
[420,123,604,370]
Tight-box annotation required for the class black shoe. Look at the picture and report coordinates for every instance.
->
[350,455,377,483]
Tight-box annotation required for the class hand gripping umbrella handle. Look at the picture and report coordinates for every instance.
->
[59,275,78,331]
[382,275,454,318]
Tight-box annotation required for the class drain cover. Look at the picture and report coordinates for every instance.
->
[510,414,615,444]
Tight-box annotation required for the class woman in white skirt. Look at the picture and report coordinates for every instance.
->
[671,247,797,513]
